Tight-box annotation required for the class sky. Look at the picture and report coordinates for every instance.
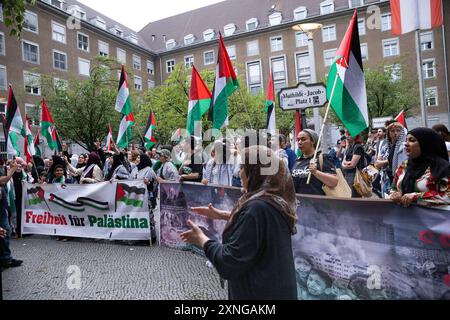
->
[78,0,226,31]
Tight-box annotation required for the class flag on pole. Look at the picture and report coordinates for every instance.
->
[34,131,41,157]
[144,111,157,150]
[117,113,134,149]
[187,66,212,135]
[265,71,276,135]
[53,128,63,153]
[41,99,57,151]
[327,10,369,138]
[210,33,239,130]
[106,124,114,151]
[115,65,132,116]
[295,110,302,157]
[395,110,408,129]
[391,0,443,36]
[5,85,25,156]
[24,114,36,163]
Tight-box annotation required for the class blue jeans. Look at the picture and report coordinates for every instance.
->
[0,188,12,263]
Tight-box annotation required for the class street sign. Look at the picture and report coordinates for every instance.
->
[278,82,327,111]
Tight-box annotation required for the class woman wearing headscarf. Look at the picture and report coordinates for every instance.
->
[106,152,135,180]
[386,122,408,182]
[341,130,367,198]
[181,146,298,300]
[390,128,450,207]
[66,152,104,184]
[202,140,237,187]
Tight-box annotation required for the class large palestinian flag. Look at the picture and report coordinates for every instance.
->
[5,85,25,156]
[144,111,157,150]
[115,65,132,116]
[115,183,146,211]
[117,113,134,149]
[41,99,57,151]
[187,66,212,135]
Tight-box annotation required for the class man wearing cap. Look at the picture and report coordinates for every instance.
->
[156,149,179,183]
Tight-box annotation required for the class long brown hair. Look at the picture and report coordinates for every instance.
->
[226,146,297,235]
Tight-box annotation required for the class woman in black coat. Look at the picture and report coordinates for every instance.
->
[181,145,298,300]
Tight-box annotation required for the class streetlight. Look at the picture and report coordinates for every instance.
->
[292,23,323,133]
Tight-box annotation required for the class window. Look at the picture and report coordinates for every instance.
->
[295,32,309,47]
[381,13,391,31]
[271,57,287,91]
[383,38,399,57]
[134,76,142,91]
[110,26,123,38]
[246,18,258,31]
[24,72,41,95]
[22,40,39,64]
[68,5,86,20]
[25,104,41,126]
[420,31,434,51]
[425,87,438,107]
[246,61,262,94]
[227,45,236,60]
[147,60,154,75]
[0,32,4,55]
[422,59,436,79]
[204,51,215,65]
[52,22,66,43]
[296,53,311,83]
[0,65,6,90]
[360,43,368,61]
[127,34,138,44]
[0,4,3,22]
[184,34,195,45]
[45,0,64,9]
[24,11,38,33]
[77,32,89,52]
[349,0,364,8]
[90,16,106,30]
[98,41,109,57]
[203,29,215,41]
[133,55,141,70]
[270,36,283,52]
[166,39,176,50]
[117,48,126,64]
[384,64,401,81]
[293,6,307,20]
[322,25,336,42]
[320,1,334,15]
[53,50,67,71]
[148,80,155,89]
[247,40,259,56]
[358,19,366,35]
[185,55,194,68]
[78,58,90,76]
[224,24,236,36]
[269,12,282,26]
[166,59,175,73]
[324,48,337,67]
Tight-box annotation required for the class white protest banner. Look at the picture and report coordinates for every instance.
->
[22,180,150,240]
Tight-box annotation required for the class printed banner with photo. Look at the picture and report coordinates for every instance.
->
[160,183,449,300]
[21,180,150,240]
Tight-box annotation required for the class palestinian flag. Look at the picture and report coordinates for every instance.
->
[106,124,114,151]
[144,111,157,150]
[5,85,25,156]
[117,113,134,149]
[41,99,57,151]
[327,10,369,138]
[115,65,132,116]
[27,187,45,206]
[49,193,85,212]
[24,114,36,163]
[115,183,146,211]
[395,110,408,129]
[53,128,63,153]
[265,71,276,135]
[34,131,41,157]
[187,66,212,135]
[210,33,239,130]
[295,110,302,157]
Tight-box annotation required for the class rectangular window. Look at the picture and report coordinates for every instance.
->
[383,38,399,57]
[425,87,438,107]
[381,13,391,31]
[53,50,67,71]
[25,104,41,126]
[422,59,436,79]
[52,21,66,43]
[147,60,154,75]
[147,80,155,89]
[420,31,434,51]
[133,55,141,70]
[98,41,109,57]
[117,48,126,64]
[24,11,38,33]
[185,55,194,68]
[360,43,368,61]
[294,7,307,20]
[322,25,336,42]
[78,58,90,76]
[0,32,4,55]
[166,59,175,73]
[226,45,236,60]
[24,72,41,96]
[296,53,311,83]
[349,0,364,8]
[247,61,261,94]
[271,57,287,91]
[270,36,283,52]
[77,32,89,52]
[0,4,3,22]
[204,51,215,65]
[134,76,142,91]
[0,65,6,90]
[247,40,259,56]
[358,18,366,35]
[22,40,39,64]
[320,1,334,15]
[323,49,337,67]
[295,32,309,47]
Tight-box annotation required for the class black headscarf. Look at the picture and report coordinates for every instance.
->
[137,154,152,171]
[105,153,131,180]
[402,128,450,193]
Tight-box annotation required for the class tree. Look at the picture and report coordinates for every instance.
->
[2,0,36,37]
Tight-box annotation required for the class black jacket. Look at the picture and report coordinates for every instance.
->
[204,199,297,300]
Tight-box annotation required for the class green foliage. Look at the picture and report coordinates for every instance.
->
[2,0,36,37]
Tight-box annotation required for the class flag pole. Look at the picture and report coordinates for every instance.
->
[415,29,428,128]
[306,69,340,184]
